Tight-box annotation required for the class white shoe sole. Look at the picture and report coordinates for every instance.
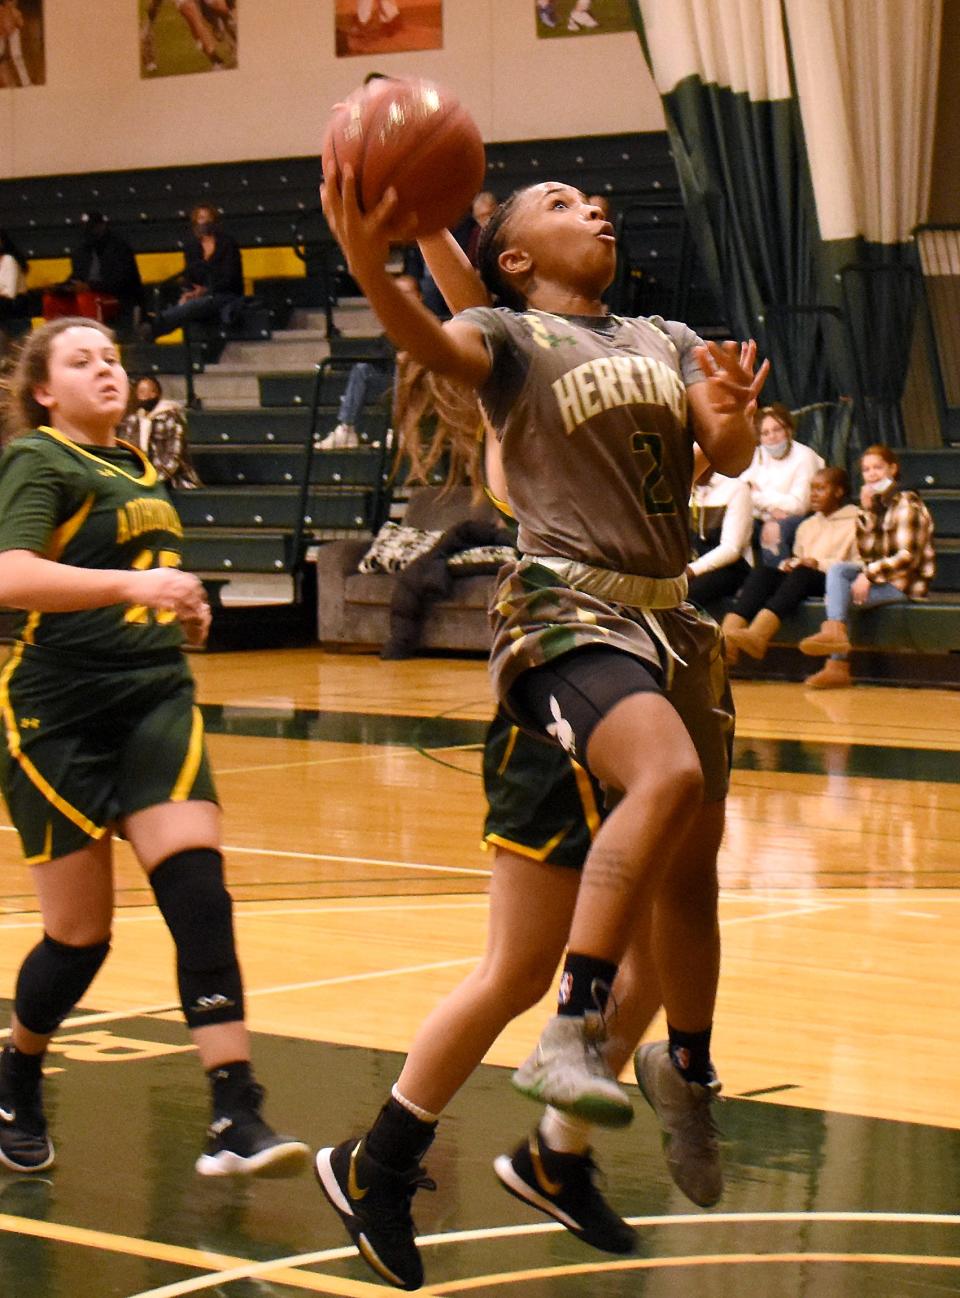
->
[195,1139,310,1178]
[0,1139,55,1174]
[315,1148,411,1289]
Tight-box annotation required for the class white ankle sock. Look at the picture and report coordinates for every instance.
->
[539,1106,592,1155]
[391,1083,440,1125]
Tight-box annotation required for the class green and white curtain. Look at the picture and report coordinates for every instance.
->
[629,0,942,439]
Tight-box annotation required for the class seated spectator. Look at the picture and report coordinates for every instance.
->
[0,227,28,318]
[318,274,420,449]
[798,445,936,689]
[722,467,858,663]
[142,204,244,341]
[117,375,201,490]
[42,212,144,333]
[686,465,753,606]
[740,403,824,566]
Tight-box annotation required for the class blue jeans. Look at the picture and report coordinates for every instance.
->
[151,292,244,340]
[338,361,393,426]
[824,560,908,658]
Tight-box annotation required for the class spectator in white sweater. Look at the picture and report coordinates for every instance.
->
[740,404,825,566]
[686,469,754,606]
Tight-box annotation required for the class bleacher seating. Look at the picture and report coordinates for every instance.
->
[726,446,960,681]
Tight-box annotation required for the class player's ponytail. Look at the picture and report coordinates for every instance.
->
[0,317,115,444]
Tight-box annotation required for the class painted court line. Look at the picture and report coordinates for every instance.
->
[4,1210,953,1298]
[425,1252,960,1293]
[0,898,490,933]
[0,957,482,1038]
[0,821,495,877]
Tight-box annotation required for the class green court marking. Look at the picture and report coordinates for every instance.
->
[200,704,960,783]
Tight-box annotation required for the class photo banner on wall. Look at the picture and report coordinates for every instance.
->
[336,0,442,58]
[536,0,633,38]
[0,0,45,87]
[139,0,238,79]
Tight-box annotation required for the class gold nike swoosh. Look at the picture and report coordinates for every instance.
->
[347,1140,369,1201]
[529,1135,563,1197]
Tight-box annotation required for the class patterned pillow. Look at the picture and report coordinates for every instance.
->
[447,544,518,570]
[358,522,444,574]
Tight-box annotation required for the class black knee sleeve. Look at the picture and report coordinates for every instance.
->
[15,934,110,1036]
[150,848,245,1029]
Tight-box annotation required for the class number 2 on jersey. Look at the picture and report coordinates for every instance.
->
[630,432,676,515]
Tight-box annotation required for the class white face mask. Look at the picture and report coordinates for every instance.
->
[870,476,894,495]
[765,439,790,460]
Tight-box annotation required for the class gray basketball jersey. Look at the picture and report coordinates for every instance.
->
[457,307,705,578]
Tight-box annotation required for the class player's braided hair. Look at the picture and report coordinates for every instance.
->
[0,317,116,444]
[476,189,527,310]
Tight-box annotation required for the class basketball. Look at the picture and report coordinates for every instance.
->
[322,77,486,237]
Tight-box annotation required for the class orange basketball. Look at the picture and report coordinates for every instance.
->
[322,77,486,237]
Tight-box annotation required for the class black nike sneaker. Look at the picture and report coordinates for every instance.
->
[315,1137,436,1290]
[195,1081,309,1177]
[0,1047,54,1174]
[494,1128,636,1254]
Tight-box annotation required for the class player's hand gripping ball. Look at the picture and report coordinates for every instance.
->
[322,77,486,236]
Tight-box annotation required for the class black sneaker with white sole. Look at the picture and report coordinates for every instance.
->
[195,1082,309,1178]
[494,1129,636,1254]
[0,1051,54,1175]
[315,1137,436,1290]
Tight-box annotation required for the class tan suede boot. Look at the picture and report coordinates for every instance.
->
[804,658,852,689]
[727,608,781,660]
[798,619,851,657]
[720,612,748,665]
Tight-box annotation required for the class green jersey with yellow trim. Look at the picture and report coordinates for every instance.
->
[0,426,186,661]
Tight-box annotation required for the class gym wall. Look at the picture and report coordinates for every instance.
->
[0,0,665,179]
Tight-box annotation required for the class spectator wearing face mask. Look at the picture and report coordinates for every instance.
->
[42,212,144,332]
[141,204,245,341]
[117,375,201,490]
[740,403,824,567]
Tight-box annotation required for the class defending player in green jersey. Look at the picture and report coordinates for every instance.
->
[0,318,307,1179]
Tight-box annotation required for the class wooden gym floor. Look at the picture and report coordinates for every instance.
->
[0,648,958,1297]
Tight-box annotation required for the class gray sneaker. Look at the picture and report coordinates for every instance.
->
[512,1013,634,1129]
[634,1041,722,1207]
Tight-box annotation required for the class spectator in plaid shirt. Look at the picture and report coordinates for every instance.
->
[797,444,936,688]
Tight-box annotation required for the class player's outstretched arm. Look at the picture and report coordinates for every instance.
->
[418,231,489,315]
[322,169,491,390]
[0,550,207,618]
[688,339,769,477]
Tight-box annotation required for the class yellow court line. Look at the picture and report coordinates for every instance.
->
[5,1208,960,1298]
[0,1215,380,1296]
[425,1251,960,1293]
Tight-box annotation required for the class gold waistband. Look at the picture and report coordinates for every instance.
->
[527,555,687,609]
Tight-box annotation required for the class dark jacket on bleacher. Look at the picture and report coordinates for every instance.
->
[182,229,243,298]
[71,230,143,308]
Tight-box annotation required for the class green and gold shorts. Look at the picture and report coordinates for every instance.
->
[483,710,604,870]
[0,645,217,864]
